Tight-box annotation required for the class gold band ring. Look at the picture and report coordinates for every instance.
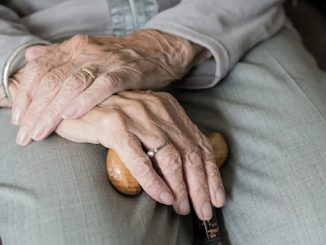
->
[81,67,96,79]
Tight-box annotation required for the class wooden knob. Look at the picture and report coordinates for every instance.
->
[106,149,142,196]
[107,132,228,196]
[206,132,228,168]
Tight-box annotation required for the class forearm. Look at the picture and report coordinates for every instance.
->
[128,29,212,80]
[144,0,286,89]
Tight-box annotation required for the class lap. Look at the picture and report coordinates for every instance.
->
[171,26,326,245]
[0,110,194,245]
[1,26,326,245]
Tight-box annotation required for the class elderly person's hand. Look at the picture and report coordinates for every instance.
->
[1,80,225,221]
[11,29,212,146]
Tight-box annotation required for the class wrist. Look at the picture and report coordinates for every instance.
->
[134,29,212,79]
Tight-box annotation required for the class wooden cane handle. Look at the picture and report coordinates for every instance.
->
[106,132,228,196]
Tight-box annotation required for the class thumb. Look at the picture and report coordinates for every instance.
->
[55,109,101,145]
[25,45,57,61]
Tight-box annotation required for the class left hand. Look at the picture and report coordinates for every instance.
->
[11,29,211,145]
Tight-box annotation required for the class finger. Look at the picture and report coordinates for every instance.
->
[30,67,95,140]
[0,78,20,107]
[62,73,123,119]
[154,143,190,215]
[113,133,175,206]
[12,47,71,125]
[181,144,212,221]
[16,64,74,145]
[135,127,190,215]
[0,89,10,108]
[199,135,225,208]
[25,45,57,61]
[55,109,100,144]
[115,91,212,218]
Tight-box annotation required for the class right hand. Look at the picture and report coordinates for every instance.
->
[1,81,225,221]
[56,90,226,221]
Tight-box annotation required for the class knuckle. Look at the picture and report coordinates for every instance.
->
[108,109,125,125]
[206,162,220,179]
[199,135,214,151]
[190,184,209,199]
[46,105,61,119]
[16,91,31,102]
[101,109,127,131]
[157,92,177,103]
[26,59,43,71]
[159,147,182,170]
[121,48,141,59]
[65,72,88,91]
[41,79,61,93]
[148,93,162,103]
[157,91,173,99]
[162,158,182,175]
[27,56,53,72]
[40,72,65,92]
[203,148,216,162]
[70,34,89,46]
[99,75,119,92]
[48,69,66,82]
[147,95,166,109]
[97,75,120,92]
[79,91,98,106]
[130,100,146,112]
[182,144,203,170]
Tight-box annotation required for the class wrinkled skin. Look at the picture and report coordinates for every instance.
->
[1,74,225,221]
[11,29,212,146]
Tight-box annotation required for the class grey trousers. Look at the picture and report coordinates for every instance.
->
[1,27,326,245]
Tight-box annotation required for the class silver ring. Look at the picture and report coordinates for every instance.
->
[147,140,171,158]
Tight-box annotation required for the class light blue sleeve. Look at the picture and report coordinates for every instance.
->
[144,0,286,89]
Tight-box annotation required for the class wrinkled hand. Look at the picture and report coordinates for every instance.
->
[11,29,211,146]
[58,91,226,221]
[1,82,225,221]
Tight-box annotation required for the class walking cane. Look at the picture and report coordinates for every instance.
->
[106,132,228,245]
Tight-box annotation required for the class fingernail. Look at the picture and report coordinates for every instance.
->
[16,126,31,145]
[215,187,226,207]
[62,105,77,119]
[31,123,46,140]
[178,200,190,215]
[160,191,174,205]
[201,201,213,220]
[11,109,21,125]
